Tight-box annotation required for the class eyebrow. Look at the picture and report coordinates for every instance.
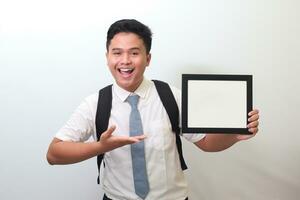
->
[111,47,141,51]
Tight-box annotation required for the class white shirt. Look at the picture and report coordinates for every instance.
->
[56,78,205,200]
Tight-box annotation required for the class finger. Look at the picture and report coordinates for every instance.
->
[247,121,259,128]
[119,136,142,144]
[102,125,116,138]
[124,134,147,145]
[248,127,258,134]
[124,138,140,144]
[134,134,147,140]
[248,109,259,116]
[248,114,259,122]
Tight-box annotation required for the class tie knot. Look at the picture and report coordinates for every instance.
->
[127,95,139,108]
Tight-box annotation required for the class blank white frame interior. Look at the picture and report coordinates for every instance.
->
[182,74,252,134]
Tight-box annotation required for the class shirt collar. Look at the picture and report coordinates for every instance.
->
[112,78,151,102]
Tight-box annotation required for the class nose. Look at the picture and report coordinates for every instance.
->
[120,53,131,65]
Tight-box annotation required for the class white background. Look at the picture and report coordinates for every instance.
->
[1,0,299,199]
[188,80,246,128]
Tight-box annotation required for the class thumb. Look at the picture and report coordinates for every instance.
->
[102,125,116,138]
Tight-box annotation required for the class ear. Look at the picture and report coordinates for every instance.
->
[105,51,109,65]
[146,53,151,66]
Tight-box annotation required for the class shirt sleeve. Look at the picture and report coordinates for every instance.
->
[169,85,206,143]
[55,96,96,142]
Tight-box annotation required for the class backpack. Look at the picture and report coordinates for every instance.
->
[95,80,187,184]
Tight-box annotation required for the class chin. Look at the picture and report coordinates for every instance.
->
[117,81,135,91]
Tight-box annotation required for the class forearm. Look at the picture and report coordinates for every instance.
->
[46,138,103,165]
[47,127,146,165]
[195,134,239,152]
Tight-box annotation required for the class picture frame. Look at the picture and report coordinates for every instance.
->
[181,74,253,134]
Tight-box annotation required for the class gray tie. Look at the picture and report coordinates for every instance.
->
[127,95,149,199]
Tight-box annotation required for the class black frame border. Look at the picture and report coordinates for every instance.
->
[182,74,253,134]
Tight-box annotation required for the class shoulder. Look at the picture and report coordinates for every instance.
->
[151,80,181,95]
[151,80,181,103]
[169,84,181,97]
[84,84,112,104]
[84,92,99,104]
[77,92,99,113]
[169,84,181,106]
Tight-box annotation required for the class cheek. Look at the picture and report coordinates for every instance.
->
[136,58,148,67]
[107,59,118,68]
[107,61,116,73]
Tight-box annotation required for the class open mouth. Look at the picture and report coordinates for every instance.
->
[118,68,134,76]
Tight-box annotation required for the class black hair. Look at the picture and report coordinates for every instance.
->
[106,19,152,54]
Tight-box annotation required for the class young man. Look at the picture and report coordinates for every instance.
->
[47,19,259,200]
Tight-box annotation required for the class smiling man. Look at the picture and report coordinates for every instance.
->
[106,31,151,92]
[47,19,259,200]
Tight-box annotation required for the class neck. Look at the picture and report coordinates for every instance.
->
[118,77,144,92]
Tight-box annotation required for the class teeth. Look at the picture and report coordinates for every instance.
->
[120,68,132,72]
[119,68,134,73]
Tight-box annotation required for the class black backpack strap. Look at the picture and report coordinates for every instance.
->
[152,80,188,170]
[95,84,112,184]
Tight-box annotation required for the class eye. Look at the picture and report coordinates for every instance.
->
[112,52,121,56]
[131,51,139,56]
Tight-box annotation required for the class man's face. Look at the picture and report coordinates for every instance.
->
[106,32,151,92]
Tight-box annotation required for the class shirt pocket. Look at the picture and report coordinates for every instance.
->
[146,118,174,151]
